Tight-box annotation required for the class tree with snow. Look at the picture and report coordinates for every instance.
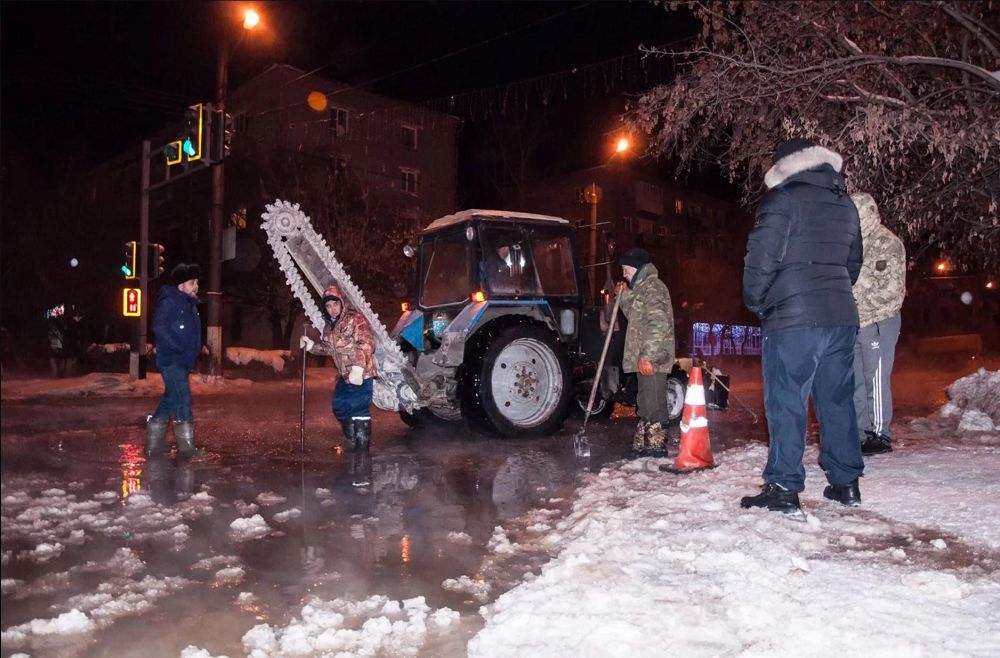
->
[629,0,999,268]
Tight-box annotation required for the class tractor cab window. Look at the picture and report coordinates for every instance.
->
[420,231,472,307]
[480,226,540,296]
[529,228,578,296]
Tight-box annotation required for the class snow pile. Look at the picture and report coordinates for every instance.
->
[941,368,1000,434]
[225,347,292,373]
[225,595,460,657]
[468,440,1000,657]
[229,514,271,541]
[272,508,302,523]
[441,575,492,602]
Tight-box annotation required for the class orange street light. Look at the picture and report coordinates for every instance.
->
[243,8,260,30]
[615,137,630,154]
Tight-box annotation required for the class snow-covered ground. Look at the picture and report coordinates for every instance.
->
[468,369,1000,658]
[2,369,998,657]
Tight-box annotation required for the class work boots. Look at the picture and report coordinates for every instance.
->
[861,431,892,456]
[642,421,668,458]
[146,416,169,457]
[353,417,371,452]
[174,421,207,459]
[740,483,802,514]
[630,420,648,456]
[824,479,861,507]
[341,419,357,452]
[349,451,372,488]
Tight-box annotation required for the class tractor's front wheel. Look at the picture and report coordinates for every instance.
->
[461,324,573,437]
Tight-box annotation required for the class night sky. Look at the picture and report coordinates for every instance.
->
[1,1,698,347]
[2,1,696,163]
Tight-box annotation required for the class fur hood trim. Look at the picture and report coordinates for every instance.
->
[764,145,843,189]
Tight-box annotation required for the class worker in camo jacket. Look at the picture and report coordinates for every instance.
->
[850,193,906,456]
[299,285,377,458]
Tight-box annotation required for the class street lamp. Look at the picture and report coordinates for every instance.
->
[206,5,261,377]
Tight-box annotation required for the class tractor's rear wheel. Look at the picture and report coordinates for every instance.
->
[462,324,573,437]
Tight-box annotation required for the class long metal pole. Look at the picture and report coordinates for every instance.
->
[133,140,151,380]
[206,40,228,377]
[588,183,598,305]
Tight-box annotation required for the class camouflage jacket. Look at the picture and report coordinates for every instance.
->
[311,307,377,380]
[851,193,906,327]
[619,263,676,373]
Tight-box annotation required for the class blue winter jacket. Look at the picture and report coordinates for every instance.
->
[743,148,862,334]
[153,285,202,369]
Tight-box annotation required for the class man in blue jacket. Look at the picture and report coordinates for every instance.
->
[740,138,865,514]
[147,263,205,458]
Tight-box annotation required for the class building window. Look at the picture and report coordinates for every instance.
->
[402,125,419,150]
[330,107,349,137]
[638,219,655,235]
[675,199,684,215]
[234,112,250,133]
[635,181,663,216]
[400,168,419,195]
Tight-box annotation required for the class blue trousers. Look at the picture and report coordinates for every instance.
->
[153,364,193,422]
[331,377,373,423]
[761,326,864,492]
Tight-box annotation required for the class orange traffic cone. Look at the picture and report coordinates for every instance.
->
[660,366,716,474]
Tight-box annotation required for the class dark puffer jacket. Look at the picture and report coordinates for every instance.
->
[743,145,862,333]
[153,285,202,369]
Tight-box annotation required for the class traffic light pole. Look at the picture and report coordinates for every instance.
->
[132,139,152,380]
[205,39,228,378]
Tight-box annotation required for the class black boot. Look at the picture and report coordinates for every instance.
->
[341,419,357,452]
[146,416,169,457]
[861,431,892,456]
[353,417,371,452]
[824,479,861,506]
[740,483,801,514]
[174,421,207,459]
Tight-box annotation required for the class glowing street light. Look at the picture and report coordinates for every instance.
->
[243,8,260,30]
[935,260,949,273]
[615,137,631,154]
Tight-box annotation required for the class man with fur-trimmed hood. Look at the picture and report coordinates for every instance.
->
[850,193,906,456]
[300,285,377,457]
[740,138,865,515]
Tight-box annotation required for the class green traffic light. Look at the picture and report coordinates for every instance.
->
[182,138,196,157]
[121,265,132,277]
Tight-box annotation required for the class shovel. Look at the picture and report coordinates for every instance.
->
[574,292,623,459]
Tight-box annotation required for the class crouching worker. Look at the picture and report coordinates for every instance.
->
[147,263,206,458]
[300,285,377,452]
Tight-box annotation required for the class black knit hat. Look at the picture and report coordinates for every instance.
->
[773,138,815,164]
[171,263,202,286]
[619,247,650,269]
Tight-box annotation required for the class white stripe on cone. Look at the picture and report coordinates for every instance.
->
[685,384,706,406]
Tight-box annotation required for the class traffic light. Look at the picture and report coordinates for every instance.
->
[122,288,141,317]
[148,243,166,277]
[165,103,208,166]
[211,109,233,163]
[182,103,206,162]
[122,241,137,279]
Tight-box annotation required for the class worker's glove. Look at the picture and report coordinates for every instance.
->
[299,335,314,351]
[348,365,364,386]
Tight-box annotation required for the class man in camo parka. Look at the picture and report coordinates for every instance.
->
[850,193,906,456]
[615,248,676,457]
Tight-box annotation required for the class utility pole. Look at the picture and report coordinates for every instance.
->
[206,40,228,377]
[585,182,602,305]
[136,140,151,380]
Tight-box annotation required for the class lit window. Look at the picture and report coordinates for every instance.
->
[675,199,684,215]
[330,107,349,137]
[401,169,419,195]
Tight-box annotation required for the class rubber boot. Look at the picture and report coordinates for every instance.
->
[146,416,169,457]
[341,419,358,452]
[641,421,668,458]
[629,420,648,458]
[174,421,207,458]
[353,417,371,452]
